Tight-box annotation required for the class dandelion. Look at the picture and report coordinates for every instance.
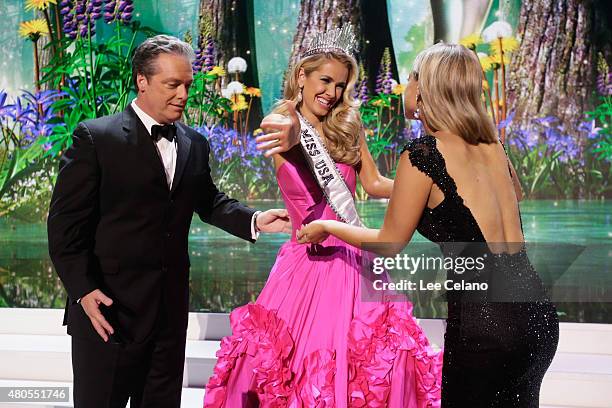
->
[19,19,50,92]
[489,36,519,57]
[25,0,57,10]
[459,33,483,50]
[209,66,226,77]
[228,56,247,81]
[228,57,247,73]
[489,52,503,67]
[482,21,513,42]
[482,21,514,141]
[245,87,261,97]
[372,99,389,108]
[392,83,406,95]
[477,52,494,72]
[226,81,245,96]
[19,19,49,40]
[220,88,233,99]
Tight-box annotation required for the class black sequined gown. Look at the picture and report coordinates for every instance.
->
[402,136,559,407]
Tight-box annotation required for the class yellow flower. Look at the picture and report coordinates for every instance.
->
[25,0,56,11]
[489,52,504,67]
[488,36,519,56]
[477,52,494,72]
[245,87,261,97]
[209,66,226,76]
[371,99,390,108]
[231,94,248,111]
[19,19,49,40]
[482,79,489,91]
[253,128,264,136]
[392,83,406,95]
[459,33,483,50]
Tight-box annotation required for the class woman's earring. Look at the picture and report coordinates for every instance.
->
[297,88,303,103]
[414,94,421,119]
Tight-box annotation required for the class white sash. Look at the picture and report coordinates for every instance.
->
[297,112,364,227]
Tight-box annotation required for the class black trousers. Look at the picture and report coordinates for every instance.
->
[71,305,187,408]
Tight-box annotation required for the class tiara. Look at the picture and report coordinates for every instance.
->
[301,25,358,58]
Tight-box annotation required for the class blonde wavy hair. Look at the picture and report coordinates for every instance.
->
[412,43,497,144]
[274,52,362,165]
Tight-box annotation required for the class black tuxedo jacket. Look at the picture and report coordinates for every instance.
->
[47,105,256,343]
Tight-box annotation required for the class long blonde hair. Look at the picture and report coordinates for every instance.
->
[413,43,497,144]
[274,52,362,165]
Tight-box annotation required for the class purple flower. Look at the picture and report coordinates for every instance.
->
[596,71,612,96]
[497,111,515,130]
[375,48,394,95]
[506,114,593,163]
[596,53,612,96]
[120,11,132,22]
[577,120,602,140]
[0,90,8,116]
[194,125,275,181]
[61,0,78,39]
[356,75,369,104]
[0,90,65,149]
[102,0,132,25]
[193,36,217,73]
[60,0,104,39]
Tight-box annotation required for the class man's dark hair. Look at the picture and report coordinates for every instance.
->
[131,34,195,91]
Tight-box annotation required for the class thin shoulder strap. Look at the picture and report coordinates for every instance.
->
[401,135,460,199]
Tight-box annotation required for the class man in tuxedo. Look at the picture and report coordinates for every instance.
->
[47,35,295,407]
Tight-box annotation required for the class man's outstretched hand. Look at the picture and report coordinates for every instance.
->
[80,289,114,342]
[256,100,301,157]
[256,209,292,234]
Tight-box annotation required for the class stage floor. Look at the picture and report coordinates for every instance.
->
[0,308,610,407]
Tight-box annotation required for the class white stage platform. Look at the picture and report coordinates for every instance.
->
[0,308,610,407]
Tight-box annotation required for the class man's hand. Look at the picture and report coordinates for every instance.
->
[256,100,301,157]
[256,209,292,234]
[80,289,114,342]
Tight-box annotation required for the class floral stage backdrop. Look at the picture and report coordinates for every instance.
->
[0,0,611,223]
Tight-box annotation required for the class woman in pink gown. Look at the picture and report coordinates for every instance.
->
[204,27,442,408]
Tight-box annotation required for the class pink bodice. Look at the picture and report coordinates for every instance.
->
[276,160,357,242]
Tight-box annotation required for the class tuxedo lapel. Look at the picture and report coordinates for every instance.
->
[122,105,169,191]
[171,124,192,195]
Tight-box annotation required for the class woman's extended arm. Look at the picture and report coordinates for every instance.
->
[297,150,432,256]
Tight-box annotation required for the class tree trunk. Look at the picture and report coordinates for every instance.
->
[197,0,262,130]
[285,0,363,82]
[506,0,610,133]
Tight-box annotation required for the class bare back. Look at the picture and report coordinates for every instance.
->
[429,132,524,248]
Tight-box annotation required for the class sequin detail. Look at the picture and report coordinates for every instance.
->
[401,135,560,407]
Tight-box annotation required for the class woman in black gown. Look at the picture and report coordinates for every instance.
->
[297,43,559,407]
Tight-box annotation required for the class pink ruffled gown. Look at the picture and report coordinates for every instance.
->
[204,160,443,407]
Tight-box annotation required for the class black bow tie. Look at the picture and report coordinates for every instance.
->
[151,124,176,142]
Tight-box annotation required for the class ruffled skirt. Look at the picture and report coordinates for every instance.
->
[204,240,443,407]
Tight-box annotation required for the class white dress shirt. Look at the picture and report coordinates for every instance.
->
[131,100,177,189]
[130,99,260,240]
